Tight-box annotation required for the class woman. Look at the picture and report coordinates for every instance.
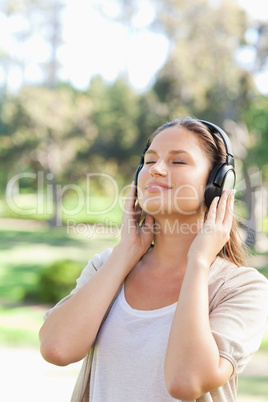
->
[39,117,268,402]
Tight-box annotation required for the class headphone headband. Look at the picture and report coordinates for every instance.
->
[198,119,234,162]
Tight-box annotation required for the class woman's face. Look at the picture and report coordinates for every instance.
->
[137,125,211,217]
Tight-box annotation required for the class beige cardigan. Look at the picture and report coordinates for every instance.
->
[44,249,268,402]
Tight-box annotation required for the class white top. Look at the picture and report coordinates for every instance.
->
[89,284,179,401]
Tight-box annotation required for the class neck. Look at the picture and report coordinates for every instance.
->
[151,214,204,271]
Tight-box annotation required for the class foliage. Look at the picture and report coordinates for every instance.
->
[0,227,117,304]
[0,86,95,179]
[0,85,95,224]
[77,76,142,180]
[0,0,268,229]
[242,95,268,180]
[0,0,65,91]
[150,0,256,124]
[27,259,82,304]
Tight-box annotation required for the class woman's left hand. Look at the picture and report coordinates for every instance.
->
[187,189,235,268]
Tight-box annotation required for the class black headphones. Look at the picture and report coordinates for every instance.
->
[134,119,236,208]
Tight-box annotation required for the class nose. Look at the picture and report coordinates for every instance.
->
[149,159,167,177]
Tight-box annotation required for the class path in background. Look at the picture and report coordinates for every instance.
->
[0,345,81,402]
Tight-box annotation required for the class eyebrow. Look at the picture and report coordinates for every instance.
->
[144,149,190,156]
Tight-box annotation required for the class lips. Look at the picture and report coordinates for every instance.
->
[145,182,173,191]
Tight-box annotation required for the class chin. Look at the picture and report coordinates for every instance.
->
[140,198,205,218]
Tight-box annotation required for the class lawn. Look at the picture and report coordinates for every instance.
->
[0,225,118,345]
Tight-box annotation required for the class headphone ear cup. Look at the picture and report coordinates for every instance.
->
[205,163,236,208]
[205,164,223,208]
[134,164,143,186]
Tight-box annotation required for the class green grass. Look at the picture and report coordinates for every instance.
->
[0,305,44,347]
[1,193,124,225]
[0,226,118,346]
[260,337,268,351]
[259,266,268,279]
[238,376,268,398]
[0,228,118,303]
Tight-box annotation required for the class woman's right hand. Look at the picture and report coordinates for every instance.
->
[119,182,154,260]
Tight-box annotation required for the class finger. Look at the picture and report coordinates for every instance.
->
[140,214,154,235]
[206,195,219,223]
[134,201,143,221]
[215,190,230,224]
[222,189,235,227]
[144,213,154,228]
[123,182,137,216]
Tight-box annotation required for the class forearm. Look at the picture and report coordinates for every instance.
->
[165,257,230,400]
[39,244,137,366]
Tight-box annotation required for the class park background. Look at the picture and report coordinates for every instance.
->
[0,0,268,400]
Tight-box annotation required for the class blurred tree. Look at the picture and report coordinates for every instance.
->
[149,0,255,124]
[108,0,267,248]
[0,85,94,224]
[243,95,268,179]
[76,76,141,181]
[0,0,65,93]
[38,0,65,88]
[250,21,268,74]
[98,0,260,123]
[1,0,267,238]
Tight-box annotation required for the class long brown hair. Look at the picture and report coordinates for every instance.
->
[146,116,247,266]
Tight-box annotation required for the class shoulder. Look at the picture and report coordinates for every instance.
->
[209,257,268,311]
[90,248,113,271]
[73,248,113,291]
[208,258,268,375]
[209,256,268,288]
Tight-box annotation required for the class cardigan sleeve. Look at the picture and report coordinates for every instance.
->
[43,248,113,320]
[209,265,268,377]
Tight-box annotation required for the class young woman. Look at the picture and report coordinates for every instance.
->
[39,117,268,402]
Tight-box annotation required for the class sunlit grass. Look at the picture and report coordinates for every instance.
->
[0,226,118,347]
[1,193,124,225]
[0,228,117,303]
[0,305,44,346]
[238,377,268,398]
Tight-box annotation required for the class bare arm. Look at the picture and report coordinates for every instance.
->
[165,190,235,400]
[39,183,154,366]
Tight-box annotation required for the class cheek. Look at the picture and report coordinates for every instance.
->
[174,169,208,196]
[172,185,205,214]
[171,171,209,214]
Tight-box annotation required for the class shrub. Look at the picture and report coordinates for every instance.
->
[29,260,82,304]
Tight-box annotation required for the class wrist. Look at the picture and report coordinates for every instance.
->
[112,242,142,269]
[187,254,212,273]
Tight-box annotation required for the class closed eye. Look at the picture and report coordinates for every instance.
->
[145,160,186,165]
